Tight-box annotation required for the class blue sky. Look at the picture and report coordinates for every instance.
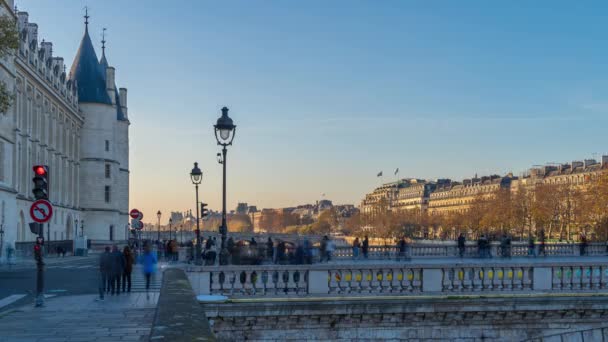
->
[18,1,608,223]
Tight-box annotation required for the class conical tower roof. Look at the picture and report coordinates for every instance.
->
[68,25,111,105]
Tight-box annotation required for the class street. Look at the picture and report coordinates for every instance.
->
[0,255,162,313]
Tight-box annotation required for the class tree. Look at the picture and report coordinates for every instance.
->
[0,14,18,113]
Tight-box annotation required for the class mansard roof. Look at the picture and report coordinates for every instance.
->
[68,27,112,105]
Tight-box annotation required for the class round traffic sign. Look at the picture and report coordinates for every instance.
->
[132,220,144,230]
[30,199,53,223]
[129,209,140,219]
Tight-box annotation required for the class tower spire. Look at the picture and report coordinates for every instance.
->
[101,28,106,54]
[84,6,89,29]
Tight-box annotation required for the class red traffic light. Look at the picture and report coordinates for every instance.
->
[33,165,47,176]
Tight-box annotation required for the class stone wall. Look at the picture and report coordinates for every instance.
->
[204,296,608,341]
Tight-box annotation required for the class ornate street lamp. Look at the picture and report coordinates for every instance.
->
[169,218,173,241]
[214,106,236,265]
[156,210,161,243]
[190,162,203,264]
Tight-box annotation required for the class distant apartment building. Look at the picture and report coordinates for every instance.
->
[428,175,513,215]
[360,155,608,217]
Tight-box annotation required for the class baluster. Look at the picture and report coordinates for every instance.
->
[328,270,340,294]
[369,269,381,294]
[338,269,349,294]
[271,270,280,295]
[602,267,608,289]
[210,271,221,294]
[285,270,296,294]
[591,267,601,290]
[491,267,501,291]
[522,267,531,290]
[380,269,392,293]
[389,268,401,293]
[582,266,591,290]
[462,268,472,291]
[502,267,512,291]
[573,267,582,290]
[453,267,464,291]
[471,267,482,292]
[552,267,562,290]
[562,266,572,291]
[412,268,422,292]
[261,270,269,295]
[442,268,453,291]
[352,269,363,294]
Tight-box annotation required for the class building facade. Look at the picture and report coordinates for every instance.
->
[0,1,130,258]
[360,157,608,218]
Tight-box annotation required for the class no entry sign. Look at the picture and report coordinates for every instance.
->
[129,209,143,220]
[30,199,53,223]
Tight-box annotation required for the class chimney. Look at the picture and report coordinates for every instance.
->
[119,88,127,108]
[584,159,597,168]
[40,41,52,58]
[105,67,115,105]
[571,161,583,171]
[17,11,28,29]
[27,23,38,43]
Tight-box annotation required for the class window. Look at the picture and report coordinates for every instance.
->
[104,186,111,203]
[105,164,111,178]
[105,140,109,152]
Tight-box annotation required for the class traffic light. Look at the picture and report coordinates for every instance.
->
[34,237,43,262]
[32,165,49,200]
[201,203,209,218]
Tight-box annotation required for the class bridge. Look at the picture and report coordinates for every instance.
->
[170,255,608,341]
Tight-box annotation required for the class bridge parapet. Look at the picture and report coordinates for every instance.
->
[186,259,608,298]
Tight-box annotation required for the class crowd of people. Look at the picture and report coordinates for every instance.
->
[97,243,156,301]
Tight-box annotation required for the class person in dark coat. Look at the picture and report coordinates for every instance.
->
[457,234,466,258]
[122,246,135,293]
[110,245,125,295]
[96,246,112,301]
[362,236,369,259]
[266,237,274,262]
[397,237,407,261]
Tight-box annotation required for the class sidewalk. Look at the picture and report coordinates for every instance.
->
[0,293,158,342]
[0,254,95,270]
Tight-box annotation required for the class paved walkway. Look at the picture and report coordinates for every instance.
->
[0,293,159,342]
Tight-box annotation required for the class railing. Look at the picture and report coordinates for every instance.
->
[332,242,607,260]
[186,260,608,298]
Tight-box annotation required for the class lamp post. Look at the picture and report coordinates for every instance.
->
[74,219,78,240]
[180,224,183,244]
[190,162,203,264]
[0,224,4,260]
[156,210,161,243]
[80,220,84,237]
[169,218,173,241]
[214,106,236,265]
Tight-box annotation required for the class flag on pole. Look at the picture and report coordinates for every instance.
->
[394,168,399,175]
[377,171,383,177]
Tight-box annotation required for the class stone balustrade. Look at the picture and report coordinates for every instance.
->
[186,259,608,298]
[332,242,607,259]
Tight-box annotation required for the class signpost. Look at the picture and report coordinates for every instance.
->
[130,209,144,255]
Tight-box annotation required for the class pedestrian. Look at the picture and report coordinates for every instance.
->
[362,236,369,259]
[528,235,536,257]
[227,237,235,264]
[326,237,335,262]
[457,233,466,258]
[500,234,509,258]
[303,238,312,264]
[140,243,157,300]
[352,237,360,260]
[539,230,546,257]
[580,233,588,256]
[267,237,274,262]
[276,241,285,264]
[320,236,328,262]
[96,246,112,301]
[506,234,512,259]
[122,246,134,293]
[250,237,257,246]
[207,240,217,265]
[397,237,407,261]
[110,245,125,295]
[477,235,484,258]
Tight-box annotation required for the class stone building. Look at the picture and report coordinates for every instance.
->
[428,175,514,215]
[0,1,130,257]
